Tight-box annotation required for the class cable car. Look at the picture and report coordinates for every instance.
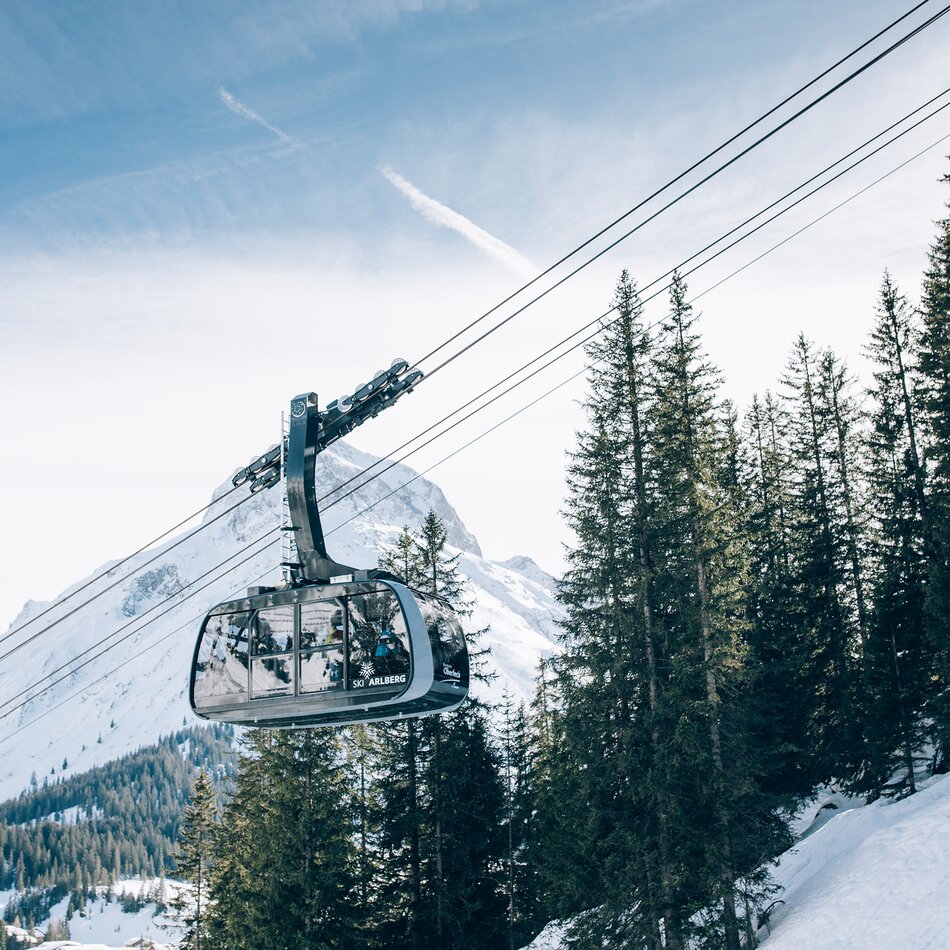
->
[190,579,468,727]
[189,369,469,728]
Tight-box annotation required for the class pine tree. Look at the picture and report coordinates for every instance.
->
[817,350,869,650]
[849,273,930,797]
[415,512,467,606]
[373,524,433,949]
[171,768,217,950]
[549,271,693,948]
[371,511,507,950]
[918,166,950,761]
[650,271,756,950]
[499,692,542,949]
[780,333,857,780]
[379,526,424,585]
[206,729,362,949]
[741,392,815,798]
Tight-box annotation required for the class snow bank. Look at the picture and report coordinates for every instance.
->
[520,773,950,950]
[761,772,950,949]
[24,879,184,950]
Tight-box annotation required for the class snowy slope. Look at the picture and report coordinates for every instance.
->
[0,440,561,800]
[521,774,950,950]
[0,879,184,949]
[759,773,950,949]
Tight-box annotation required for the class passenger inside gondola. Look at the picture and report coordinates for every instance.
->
[373,629,408,675]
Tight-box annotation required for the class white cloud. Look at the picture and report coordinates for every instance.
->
[217,86,301,149]
[379,165,536,277]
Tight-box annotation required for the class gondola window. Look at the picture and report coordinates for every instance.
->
[250,606,295,699]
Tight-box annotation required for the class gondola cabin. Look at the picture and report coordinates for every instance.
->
[190,579,469,728]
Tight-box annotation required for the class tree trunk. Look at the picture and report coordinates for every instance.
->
[696,548,741,950]
[824,358,869,648]
[408,721,421,950]
[621,311,684,949]
[434,722,445,946]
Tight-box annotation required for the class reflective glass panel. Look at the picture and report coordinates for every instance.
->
[250,655,295,699]
[420,596,468,685]
[300,600,345,650]
[193,612,251,707]
[347,591,410,690]
[252,606,294,656]
[300,646,346,693]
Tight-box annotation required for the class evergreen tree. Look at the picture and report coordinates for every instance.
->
[649,271,762,950]
[741,392,815,799]
[379,526,424,585]
[852,273,929,797]
[371,510,507,950]
[918,166,950,761]
[780,333,857,780]
[206,729,362,949]
[817,350,869,651]
[549,271,728,948]
[415,512,467,606]
[171,768,217,950]
[499,692,542,949]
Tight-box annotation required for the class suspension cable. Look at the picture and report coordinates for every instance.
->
[4,120,944,732]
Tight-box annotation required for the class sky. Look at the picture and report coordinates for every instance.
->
[1,0,949,628]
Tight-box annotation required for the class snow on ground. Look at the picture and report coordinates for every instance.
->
[26,879,184,949]
[17,804,105,826]
[760,772,950,949]
[521,773,950,950]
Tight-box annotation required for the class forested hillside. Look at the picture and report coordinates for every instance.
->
[0,724,235,929]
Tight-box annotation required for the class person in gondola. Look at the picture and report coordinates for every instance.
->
[374,629,409,676]
[375,629,405,674]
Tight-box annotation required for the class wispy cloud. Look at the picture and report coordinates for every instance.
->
[217,86,301,148]
[379,165,535,277]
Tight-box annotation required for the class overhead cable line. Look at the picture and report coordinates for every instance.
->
[412,1,950,384]
[319,3,949,503]
[411,0,936,370]
[0,487,256,667]
[0,567,274,747]
[0,484,241,644]
[0,532,280,722]
[317,90,950,512]
[6,118,946,730]
[3,3,940,657]
[327,126,950,540]
[4,87,945,697]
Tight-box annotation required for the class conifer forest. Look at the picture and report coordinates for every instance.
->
[4,168,950,950]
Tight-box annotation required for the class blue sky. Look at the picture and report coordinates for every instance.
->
[1,0,925,246]
[2,0,949,625]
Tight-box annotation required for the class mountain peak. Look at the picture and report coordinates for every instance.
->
[0,440,557,800]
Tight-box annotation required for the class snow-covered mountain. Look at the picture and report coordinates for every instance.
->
[0,440,562,801]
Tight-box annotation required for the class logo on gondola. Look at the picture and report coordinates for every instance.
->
[442,664,461,680]
[291,399,307,418]
[359,662,375,678]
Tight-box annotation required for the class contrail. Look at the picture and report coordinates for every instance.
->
[217,86,300,149]
[380,165,535,277]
